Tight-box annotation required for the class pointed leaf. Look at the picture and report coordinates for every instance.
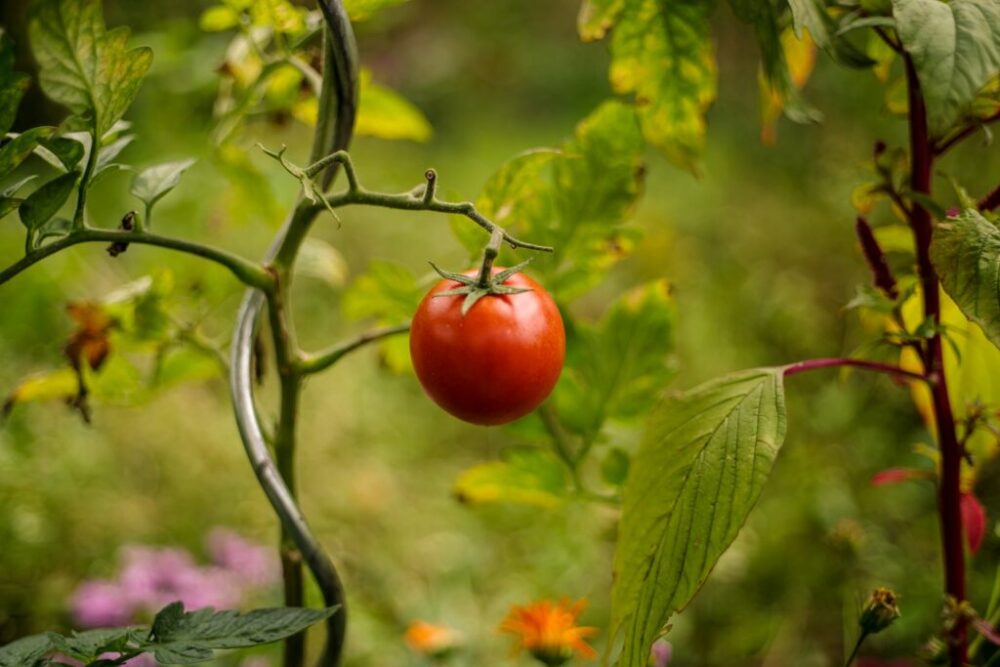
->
[19,171,79,230]
[893,0,1000,136]
[37,136,86,171]
[28,0,153,135]
[0,127,55,178]
[130,159,196,209]
[931,209,1000,350]
[0,633,57,667]
[612,368,787,667]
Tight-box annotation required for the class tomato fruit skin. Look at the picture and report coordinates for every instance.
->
[409,269,565,426]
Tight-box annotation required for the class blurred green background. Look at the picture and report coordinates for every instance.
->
[2,1,1000,666]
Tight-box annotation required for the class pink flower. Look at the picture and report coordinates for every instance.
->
[650,639,672,667]
[206,528,280,587]
[71,581,132,628]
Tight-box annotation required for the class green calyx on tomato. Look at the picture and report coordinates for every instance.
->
[429,259,534,316]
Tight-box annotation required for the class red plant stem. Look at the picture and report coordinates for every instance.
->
[934,111,1000,156]
[906,57,967,666]
[979,182,1000,212]
[783,357,926,381]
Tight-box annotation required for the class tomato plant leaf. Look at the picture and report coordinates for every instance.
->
[0,127,55,179]
[0,633,58,667]
[343,261,422,372]
[136,602,339,664]
[588,0,715,172]
[355,70,432,142]
[556,280,676,439]
[454,448,570,508]
[892,0,1000,137]
[578,0,624,41]
[931,209,1000,350]
[28,0,153,136]
[786,0,875,67]
[37,136,86,172]
[130,159,196,212]
[0,31,30,138]
[611,367,787,667]
[18,171,79,231]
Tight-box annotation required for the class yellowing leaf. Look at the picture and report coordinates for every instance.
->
[759,28,817,145]
[454,449,570,508]
[2,368,79,416]
[344,0,409,21]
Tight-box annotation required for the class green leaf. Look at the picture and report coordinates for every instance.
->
[355,70,432,142]
[893,0,1000,136]
[37,136,86,172]
[598,0,716,171]
[19,171,79,230]
[612,367,787,667]
[342,261,422,373]
[931,209,1000,350]
[199,5,241,31]
[295,238,349,288]
[787,0,876,67]
[137,602,339,664]
[600,446,630,486]
[0,633,57,667]
[555,280,676,438]
[578,0,624,41]
[0,127,55,178]
[727,0,784,87]
[466,101,645,301]
[28,0,153,136]
[0,31,31,137]
[130,159,196,210]
[94,133,134,176]
[454,448,570,508]
[50,628,133,661]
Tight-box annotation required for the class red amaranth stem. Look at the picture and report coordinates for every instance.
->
[783,357,926,381]
[905,56,967,667]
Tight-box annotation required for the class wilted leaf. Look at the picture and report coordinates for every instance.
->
[759,28,819,144]
[454,448,570,507]
[19,171,79,230]
[893,0,1000,136]
[2,367,79,416]
[556,280,675,439]
[28,0,153,136]
[612,368,787,667]
[130,159,196,211]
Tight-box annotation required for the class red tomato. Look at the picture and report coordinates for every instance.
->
[409,269,565,425]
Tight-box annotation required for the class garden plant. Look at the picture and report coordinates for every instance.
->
[1,0,1000,666]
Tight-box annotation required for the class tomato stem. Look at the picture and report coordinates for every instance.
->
[477,228,505,288]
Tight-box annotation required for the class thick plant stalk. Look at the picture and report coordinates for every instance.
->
[229,1,358,666]
[904,56,967,666]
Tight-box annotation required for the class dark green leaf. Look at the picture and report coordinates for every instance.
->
[600,447,630,486]
[0,633,57,667]
[28,0,153,136]
[36,216,73,242]
[454,448,570,507]
[787,0,876,67]
[555,280,676,438]
[0,31,30,137]
[612,368,787,667]
[130,159,196,209]
[50,628,133,661]
[0,127,55,178]
[38,136,86,171]
[19,171,79,230]
[931,208,1000,349]
[137,603,339,665]
[893,0,1000,136]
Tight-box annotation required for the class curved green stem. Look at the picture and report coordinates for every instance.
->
[72,129,99,230]
[299,323,410,375]
[0,228,273,291]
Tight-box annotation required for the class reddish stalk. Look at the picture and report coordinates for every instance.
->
[783,357,925,382]
[978,182,1000,212]
[905,57,967,666]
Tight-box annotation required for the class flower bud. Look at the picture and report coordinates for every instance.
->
[859,587,901,635]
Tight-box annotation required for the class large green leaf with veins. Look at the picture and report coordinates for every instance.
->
[612,368,787,667]
[893,0,1000,136]
[28,0,153,136]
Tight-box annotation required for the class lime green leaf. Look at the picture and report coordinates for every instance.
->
[0,31,30,137]
[130,159,196,211]
[137,602,339,664]
[454,448,570,508]
[353,69,431,142]
[0,127,55,178]
[556,280,675,438]
[200,5,241,31]
[28,0,153,136]
[19,171,79,230]
[931,209,1000,349]
[893,0,1000,136]
[601,447,630,486]
[604,0,716,171]
[344,0,409,21]
[2,367,79,416]
[612,368,787,667]
[343,261,422,373]
[578,0,624,41]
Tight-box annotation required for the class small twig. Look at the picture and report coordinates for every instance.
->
[978,182,1000,212]
[934,112,1000,156]
[299,323,411,375]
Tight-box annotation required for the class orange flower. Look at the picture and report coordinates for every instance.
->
[405,620,461,657]
[499,598,598,666]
